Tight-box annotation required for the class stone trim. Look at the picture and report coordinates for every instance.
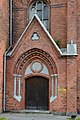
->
[14,48,57,75]
[13,74,22,102]
[51,4,67,8]
[7,14,62,56]
[50,74,58,102]
[7,14,78,57]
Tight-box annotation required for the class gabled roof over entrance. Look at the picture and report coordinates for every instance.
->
[7,14,77,56]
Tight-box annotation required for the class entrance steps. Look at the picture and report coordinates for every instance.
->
[17,110,50,114]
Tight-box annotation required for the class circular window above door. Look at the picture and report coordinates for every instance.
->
[31,60,43,73]
[25,59,49,75]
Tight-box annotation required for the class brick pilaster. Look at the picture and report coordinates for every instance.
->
[67,0,77,43]
[66,0,77,115]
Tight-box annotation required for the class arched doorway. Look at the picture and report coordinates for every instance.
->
[25,76,49,110]
[13,48,57,111]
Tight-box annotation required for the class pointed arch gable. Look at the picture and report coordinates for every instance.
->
[7,14,62,57]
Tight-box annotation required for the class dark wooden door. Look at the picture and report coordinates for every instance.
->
[25,76,49,110]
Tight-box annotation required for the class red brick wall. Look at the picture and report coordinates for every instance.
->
[0,0,9,111]
[5,0,79,114]
[66,57,77,114]
[66,0,77,115]
[12,0,67,48]
[6,17,67,113]
[13,0,29,45]
[50,0,67,48]
[77,0,80,113]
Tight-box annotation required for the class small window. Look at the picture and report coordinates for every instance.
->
[37,1,42,10]
[30,7,36,20]
[29,1,49,30]
[37,10,42,20]
[43,5,49,19]
[31,32,39,40]
[25,60,49,75]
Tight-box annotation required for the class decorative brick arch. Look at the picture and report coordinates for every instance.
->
[14,48,57,75]
[28,0,51,6]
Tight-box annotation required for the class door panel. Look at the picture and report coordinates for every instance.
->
[25,76,49,110]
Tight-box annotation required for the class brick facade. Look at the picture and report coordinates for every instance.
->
[0,0,9,112]
[0,0,80,115]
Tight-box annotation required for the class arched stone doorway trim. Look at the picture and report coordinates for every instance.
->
[14,48,57,75]
[24,73,50,80]
[13,48,58,107]
[24,59,49,76]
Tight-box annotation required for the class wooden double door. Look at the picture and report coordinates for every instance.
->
[25,76,49,110]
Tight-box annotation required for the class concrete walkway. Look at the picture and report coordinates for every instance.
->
[0,113,68,120]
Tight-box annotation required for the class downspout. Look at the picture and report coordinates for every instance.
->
[3,53,6,112]
[3,48,11,111]
[3,0,12,111]
[10,0,12,47]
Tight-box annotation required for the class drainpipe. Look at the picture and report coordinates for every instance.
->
[3,0,12,111]
[3,53,6,112]
[10,0,12,46]
[3,47,11,111]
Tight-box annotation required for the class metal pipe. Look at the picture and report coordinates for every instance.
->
[10,0,12,46]
[3,0,12,111]
[3,47,11,111]
[3,53,6,111]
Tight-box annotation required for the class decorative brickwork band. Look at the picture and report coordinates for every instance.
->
[14,48,57,75]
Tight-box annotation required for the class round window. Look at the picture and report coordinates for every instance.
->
[31,61,43,73]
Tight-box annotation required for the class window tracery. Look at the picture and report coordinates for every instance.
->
[29,0,49,30]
